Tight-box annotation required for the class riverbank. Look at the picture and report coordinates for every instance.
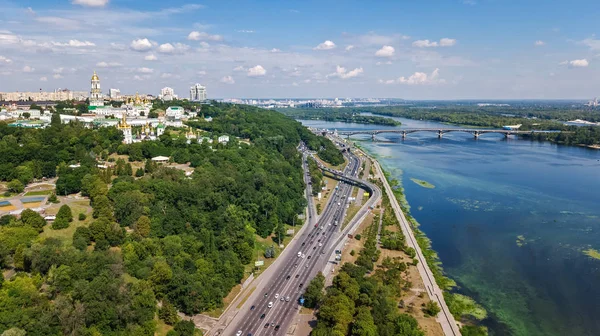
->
[351,141,489,335]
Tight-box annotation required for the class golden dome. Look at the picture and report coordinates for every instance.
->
[91,71,99,81]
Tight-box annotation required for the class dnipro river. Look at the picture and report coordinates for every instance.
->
[299,117,600,336]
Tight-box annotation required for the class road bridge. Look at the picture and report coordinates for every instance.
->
[336,128,563,140]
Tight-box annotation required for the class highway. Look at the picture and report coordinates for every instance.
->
[223,143,380,336]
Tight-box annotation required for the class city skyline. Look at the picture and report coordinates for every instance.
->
[0,0,599,99]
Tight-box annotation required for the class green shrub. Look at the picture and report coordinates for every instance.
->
[78,213,87,221]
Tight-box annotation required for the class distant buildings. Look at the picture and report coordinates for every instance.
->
[109,88,121,100]
[0,89,87,102]
[89,72,104,107]
[586,98,599,108]
[159,87,178,101]
[190,84,207,102]
[166,106,184,120]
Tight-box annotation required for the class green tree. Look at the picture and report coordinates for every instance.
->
[78,213,87,221]
[172,320,196,336]
[22,112,31,119]
[423,300,441,317]
[303,272,325,308]
[13,244,26,270]
[134,215,151,237]
[57,204,73,222]
[72,227,92,250]
[351,306,378,336]
[20,208,46,232]
[51,217,69,230]
[159,300,179,325]
[135,167,145,177]
[48,193,59,203]
[7,179,24,193]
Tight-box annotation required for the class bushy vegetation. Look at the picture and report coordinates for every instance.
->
[276,108,401,126]
[0,103,345,335]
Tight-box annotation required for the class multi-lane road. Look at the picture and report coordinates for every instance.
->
[223,143,380,336]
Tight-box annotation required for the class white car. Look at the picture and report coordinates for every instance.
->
[268,302,273,308]
[236,331,242,336]
[319,243,322,247]
[275,294,279,299]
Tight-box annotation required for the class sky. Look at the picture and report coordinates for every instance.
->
[0,0,599,99]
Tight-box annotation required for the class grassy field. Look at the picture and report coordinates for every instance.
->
[39,199,92,245]
[155,316,174,336]
[236,287,256,309]
[24,190,54,196]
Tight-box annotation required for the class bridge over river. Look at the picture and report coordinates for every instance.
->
[335,128,563,140]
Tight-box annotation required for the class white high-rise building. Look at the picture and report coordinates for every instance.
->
[89,71,104,107]
[190,83,207,102]
[159,87,177,101]
[109,88,121,100]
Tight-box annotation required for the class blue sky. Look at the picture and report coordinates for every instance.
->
[0,0,599,99]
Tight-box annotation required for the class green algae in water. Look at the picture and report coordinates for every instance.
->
[445,293,488,320]
[582,248,600,260]
[410,177,435,189]
[516,235,526,247]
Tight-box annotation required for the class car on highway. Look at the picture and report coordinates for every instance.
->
[264,323,269,328]
[260,313,265,319]
[295,274,300,278]
[271,322,275,327]
[275,325,281,331]
[313,246,316,250]
[280,296,285,301]
[268,302,273,308]
[308,255,312,259]
[250,305,255,310]
[286,275,291,280]
[319,243,322,247]
[264,292,268,297]
[299,283,303,288]
[275,294,279,299]
[301,242,305,246]
[286,296,290,302]
[236,331,242,336]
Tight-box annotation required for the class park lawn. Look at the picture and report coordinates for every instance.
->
[24,190,55,196]
[39,199,92,245]
[341,203,361,230]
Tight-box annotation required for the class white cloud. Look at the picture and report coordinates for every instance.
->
[534,40,546,46]
[23,66,35,73]
[247,65,267,77]
[187,31,223,41]
[237,30,254,33]
[439,38,457,47]
[327,65,364,79]
[26,7,36,15]
[0,56,12,64]
[221,75,235,84]
[53,74,63,79]
[413,38,456,48]
[71,0,109,7]
[270,48,282,53]
[376,61,393,66]
[40,76,47,82]
[56,39,96,47]
[137,67,154,73]
[580,38,600,51]
[0,32,20,45]
[375,45,395,57]
[133,75,150,81]
[345,45,354,51]
[380,68,444,85]
[197,70,207,76]
[97,61,122,68]
[157,43,190,54]
[565,59,589,67]
[463,0,477,5]
[144,54,157,61]
[314,40,336,50]
[130,38,154,51]
[199,42,210,48]
[233,66,246,72]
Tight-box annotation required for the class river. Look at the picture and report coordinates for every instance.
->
[298,117,600,336]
